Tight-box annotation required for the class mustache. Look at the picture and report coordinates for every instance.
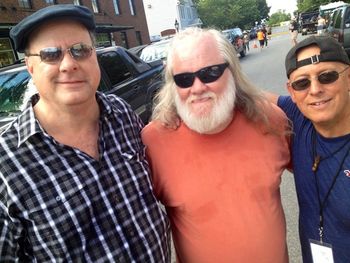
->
[186,92,216,103]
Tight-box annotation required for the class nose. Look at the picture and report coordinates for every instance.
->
[59,51,78,72]
[190,76,208,94]
[308,77,324,95]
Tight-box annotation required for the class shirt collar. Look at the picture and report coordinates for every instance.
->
[17,94,43,147]
[16,92,120,147]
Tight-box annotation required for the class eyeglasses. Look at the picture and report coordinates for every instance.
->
[290,66,350,91]
[173,62,229,88]
[26,43,93,63]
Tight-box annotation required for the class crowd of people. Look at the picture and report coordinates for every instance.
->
[1,3,350,263]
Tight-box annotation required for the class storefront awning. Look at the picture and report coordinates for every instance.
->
[96,25,134,33]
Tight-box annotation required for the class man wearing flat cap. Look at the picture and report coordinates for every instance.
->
[0,4,170,262]
[270,35,350,262]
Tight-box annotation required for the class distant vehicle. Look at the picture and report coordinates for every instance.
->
[222,28,246,57]
[326,4,350,57]
[298,11,319,35]
[139,38,172,63]
[319,1,347,22]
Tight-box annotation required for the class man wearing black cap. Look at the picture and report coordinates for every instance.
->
[0,4,170,262]
[272,35,350,262]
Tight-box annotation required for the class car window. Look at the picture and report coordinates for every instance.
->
[344,7,350,26]
[140,40,170,63]
[232,28,242,36]
[0,68,30,114]
[334,9,343,28]
[98,51,131,88]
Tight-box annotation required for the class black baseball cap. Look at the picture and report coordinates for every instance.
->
[285,35,350,78]
[10,4,95,53]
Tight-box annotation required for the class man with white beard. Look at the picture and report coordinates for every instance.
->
[142,27,290,263]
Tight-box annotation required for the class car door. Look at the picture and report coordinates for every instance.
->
[97,51,146,116]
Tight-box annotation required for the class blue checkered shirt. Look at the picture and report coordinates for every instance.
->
[0,92,170,262]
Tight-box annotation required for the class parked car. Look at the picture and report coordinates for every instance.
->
[139,38,172,63]
[326,4,350,57]
[298,11,319,35]
[0,45,164,129]
[222,28,246,57]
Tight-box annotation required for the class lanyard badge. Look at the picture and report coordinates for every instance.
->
[309,239,334,263]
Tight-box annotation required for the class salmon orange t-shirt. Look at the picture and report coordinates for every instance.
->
[142,107,290,263]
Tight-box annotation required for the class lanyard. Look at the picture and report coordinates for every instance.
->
[312,130,350,242]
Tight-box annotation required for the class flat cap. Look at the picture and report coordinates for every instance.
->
[10,4,95,53]
[285,35,350,78]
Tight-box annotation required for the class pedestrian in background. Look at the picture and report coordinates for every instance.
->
[317,15,326,35]
[257,29,265,51]
[243,30,250,51]
[142,27,290,262]
[0,4,170,262]
[262,25,268,47]
[290,18,299,46]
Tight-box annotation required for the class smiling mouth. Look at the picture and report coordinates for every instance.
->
[309,99,331,106]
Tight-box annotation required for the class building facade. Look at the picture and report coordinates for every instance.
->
[143,0,202,41]
[0,0,151,67]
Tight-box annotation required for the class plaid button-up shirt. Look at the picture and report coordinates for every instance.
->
[0,92,170,262]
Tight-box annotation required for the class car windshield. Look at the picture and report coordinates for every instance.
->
[232,28,242,36]
[140,40,171,63]
[0,67,30,114]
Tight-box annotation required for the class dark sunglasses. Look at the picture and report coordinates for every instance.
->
[26,43,93,63]
[290,66,350,91]
[173,62,229,88]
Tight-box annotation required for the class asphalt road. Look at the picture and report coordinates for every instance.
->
[170,26,306,262]
[240,26,305,263]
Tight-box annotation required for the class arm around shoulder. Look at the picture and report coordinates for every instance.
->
[264,91,280,105]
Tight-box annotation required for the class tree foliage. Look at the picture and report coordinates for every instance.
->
[297,0,350,12]
[194,0,270,30]
[267,10,291,26]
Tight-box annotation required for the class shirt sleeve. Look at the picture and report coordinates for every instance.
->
[277,95,300,122]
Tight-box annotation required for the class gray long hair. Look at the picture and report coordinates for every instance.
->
[151,27,270,128]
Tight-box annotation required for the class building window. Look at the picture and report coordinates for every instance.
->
[45,0,56,4]
[73,0,81,5]
[0,38,16,67]
[135,31,142,45]
[113,0,120,15]
[91,0,100,13]
[18,0,32,9]
[128,0,136,16]
[120,32,129,49]
[95,33,111,47]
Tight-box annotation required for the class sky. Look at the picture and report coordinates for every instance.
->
[267,0,297,15]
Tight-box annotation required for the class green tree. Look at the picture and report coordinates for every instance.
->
[268,10,291,26]
[298,0,350,12]
[195,0,269,29]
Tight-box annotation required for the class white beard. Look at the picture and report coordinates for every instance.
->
[175,74,236,134]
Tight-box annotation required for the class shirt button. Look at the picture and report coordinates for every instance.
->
[56,196,61,202]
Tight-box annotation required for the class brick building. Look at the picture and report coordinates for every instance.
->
[0,0,151,67]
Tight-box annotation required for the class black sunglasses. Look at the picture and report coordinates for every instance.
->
[26,43,93,63]
[173,62,229,88]
[290,66,350,91]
